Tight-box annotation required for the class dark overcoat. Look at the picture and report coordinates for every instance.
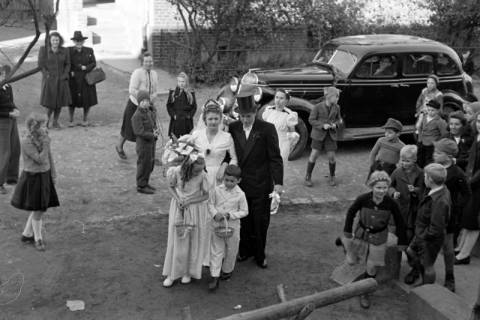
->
[463,140,480,230]
[166,87,196,138]
[68,46,98,108]
[38,46,72,110]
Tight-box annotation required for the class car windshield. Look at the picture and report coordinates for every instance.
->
[327,50,357,75]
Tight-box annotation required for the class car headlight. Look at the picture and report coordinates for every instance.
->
[241,71,258,85]
[254,87,262,102]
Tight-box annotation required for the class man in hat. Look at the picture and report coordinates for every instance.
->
[304,86,342,187]
[229,85,283,268]
[68,31,98,127]
[368,118,405,176]
[433,138,470,292]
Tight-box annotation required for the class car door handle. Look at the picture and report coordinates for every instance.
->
[399,83,410,87]
[390,83,400,87]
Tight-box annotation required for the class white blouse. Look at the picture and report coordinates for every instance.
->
[128,67,160,105]
[262,106,298,136]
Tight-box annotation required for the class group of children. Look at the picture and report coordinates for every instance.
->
[161,147,248,292]
[343,98,480,308]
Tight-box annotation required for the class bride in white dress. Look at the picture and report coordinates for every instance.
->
[190,101,238,265]
[262,89,298,164]
[191,100,238,187]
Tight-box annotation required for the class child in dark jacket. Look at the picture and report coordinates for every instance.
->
[368,118,405,176]
[417,100,448,168]
[0,64,21,194]
[389,145,424,242]
[132,90,158,194]
[404,163,451,286]
[433,138,471,292]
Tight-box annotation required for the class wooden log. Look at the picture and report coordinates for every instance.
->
[217,278,377,320]
[276,284,287,303]
[292,303,315,320]
[181,306,192,320]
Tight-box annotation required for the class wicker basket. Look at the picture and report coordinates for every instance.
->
[175,210,196,238]
[214,218,234,239]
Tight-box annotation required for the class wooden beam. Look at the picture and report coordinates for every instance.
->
[216,278,377,320]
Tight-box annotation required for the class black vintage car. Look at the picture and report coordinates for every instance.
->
[241,34,476,160]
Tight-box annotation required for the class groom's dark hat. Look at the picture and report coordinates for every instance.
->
[234,84,259,114]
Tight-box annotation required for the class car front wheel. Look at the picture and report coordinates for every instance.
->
[288,117,308,161]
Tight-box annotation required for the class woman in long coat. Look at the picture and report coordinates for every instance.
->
[455,111,480,264]
[167,72,197,138]
[68,31,98,127]
[38,32,72,129]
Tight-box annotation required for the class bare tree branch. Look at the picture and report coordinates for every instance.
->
[0,0,60,86]
[5,0,40,79]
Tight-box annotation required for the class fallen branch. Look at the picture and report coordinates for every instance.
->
[216,278,378,320]
[292,303,314,320]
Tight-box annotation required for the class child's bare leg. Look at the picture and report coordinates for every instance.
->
[32,211,46,251]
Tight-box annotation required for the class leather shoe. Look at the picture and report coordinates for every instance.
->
[256,259,268,269]
[147,184,156,190]
[220,272,232,280]
[404,268,420,285]
[237,255,251,262]
[454,256,470,265]
[208,277,219,291]
[21,235,35,243]
[35,239,46,251]
[137,186,155,194]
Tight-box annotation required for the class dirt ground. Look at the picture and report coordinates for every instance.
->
[0,59,413,319]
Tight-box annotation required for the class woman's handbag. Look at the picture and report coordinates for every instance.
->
[85,67,106,85]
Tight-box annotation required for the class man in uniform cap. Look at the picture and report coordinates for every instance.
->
[229,84,283,268]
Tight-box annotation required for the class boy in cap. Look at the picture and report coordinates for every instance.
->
[389,145,424,242]
[132,90,158,194]
[305,86,343,187]
[417,100,448,168]
[404,163,451,286]
[433,138,471,292]
[368,118,405,177]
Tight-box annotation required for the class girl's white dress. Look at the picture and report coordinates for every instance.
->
[162,166,210,280]
[262,106,298,163]
[190,128,238,265]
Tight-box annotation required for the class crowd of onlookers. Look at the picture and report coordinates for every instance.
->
[0,33,479,315]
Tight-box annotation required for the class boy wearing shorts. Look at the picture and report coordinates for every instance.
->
[305,86,342,187]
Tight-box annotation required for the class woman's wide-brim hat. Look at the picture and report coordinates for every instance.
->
[234,84,259,114]
[71,31,88,41]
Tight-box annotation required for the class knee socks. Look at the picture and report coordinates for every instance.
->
[32,218,43,241]
[22,212,34,237]
[329,161,336,177]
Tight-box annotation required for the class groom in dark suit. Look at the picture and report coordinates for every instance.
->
[229,85,283,268]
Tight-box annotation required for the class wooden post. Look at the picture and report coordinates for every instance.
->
[292,303,315,320]
[217,278,377,320]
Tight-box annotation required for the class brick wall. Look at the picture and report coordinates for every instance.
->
[151,28,311,71]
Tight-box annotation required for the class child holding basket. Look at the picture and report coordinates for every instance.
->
[162,150,210,287]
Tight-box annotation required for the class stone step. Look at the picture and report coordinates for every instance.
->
[396,252,480,307]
